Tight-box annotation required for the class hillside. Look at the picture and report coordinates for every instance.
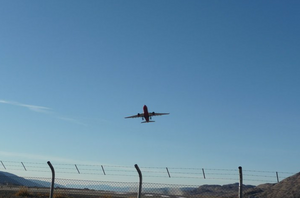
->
[255,172,300,198]
[0,171,67,189]
[0,171,42,187]
[189,172,300,198]
[1,171,300,198]
[190,183,255,197]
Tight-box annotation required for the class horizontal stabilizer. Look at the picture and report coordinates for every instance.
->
[141,121,155,123]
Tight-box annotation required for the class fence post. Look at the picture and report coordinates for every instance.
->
[47,161,55,198]
[21,162,27,171]
[101,165,106,175]
[276,172,279,183]
[238,166,243,198]
[166,167,171,178]
[134,164,142,198]
[0,161,6,169]
[202,168,206,179]
[75,164,80,174]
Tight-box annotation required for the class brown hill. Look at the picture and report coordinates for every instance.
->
[190,183,255,197]
[242,172,300,198]
[190,172,300,198]
[256,172,300,198]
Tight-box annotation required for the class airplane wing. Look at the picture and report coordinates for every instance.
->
[125,113,144,119]
[148,112,169,117]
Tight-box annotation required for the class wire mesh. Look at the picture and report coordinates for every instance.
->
[0,161,296,184]
[0,160,299,198]
[1,177,298,198]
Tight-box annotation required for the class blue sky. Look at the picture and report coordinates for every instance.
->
[1,1,300,185]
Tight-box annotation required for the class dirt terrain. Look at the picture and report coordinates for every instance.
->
[0,186,136,198]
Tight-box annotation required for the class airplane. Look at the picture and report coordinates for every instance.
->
[125,105,169,123]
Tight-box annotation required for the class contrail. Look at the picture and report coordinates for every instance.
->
[0,99,86,126]
[0,99,51,113]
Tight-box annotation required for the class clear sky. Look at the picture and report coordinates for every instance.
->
[1,1,300,185]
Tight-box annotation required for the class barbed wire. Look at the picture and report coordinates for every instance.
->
[0,160,297,184]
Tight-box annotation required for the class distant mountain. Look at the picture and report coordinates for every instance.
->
[190,183,255,197]
[0,171,43,187]
[251,172,300,198]
[0,171,64,188]
[189,172,300,198]
[2,171,300,198]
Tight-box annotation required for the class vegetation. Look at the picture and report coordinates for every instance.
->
[103,195,112,198]
[54,192,70,198]
[15,186,31,197]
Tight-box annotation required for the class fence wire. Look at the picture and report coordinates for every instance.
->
[0,160,299,198]
[0,160,295,184]
[0,176,299,198]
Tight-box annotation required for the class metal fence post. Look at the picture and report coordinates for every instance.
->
[166,167,171,178]
[21,162,27,171]
[101,165,106,175]
[47,161,55,198]
[134,164,142,198]
[238,166,243,198]
[1,161,6,170]
[202,168,206,179]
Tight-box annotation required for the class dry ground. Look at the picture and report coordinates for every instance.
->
[0,186,137,198]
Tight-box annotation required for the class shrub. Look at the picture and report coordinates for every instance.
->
[103,195,112,198]
[15,186,31,197]
[54,192,70,198]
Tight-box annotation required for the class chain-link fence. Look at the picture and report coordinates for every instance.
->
[1,174,300,198]
[0,161,293,184]
[0,161,299,198]
[0,176,236,198]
